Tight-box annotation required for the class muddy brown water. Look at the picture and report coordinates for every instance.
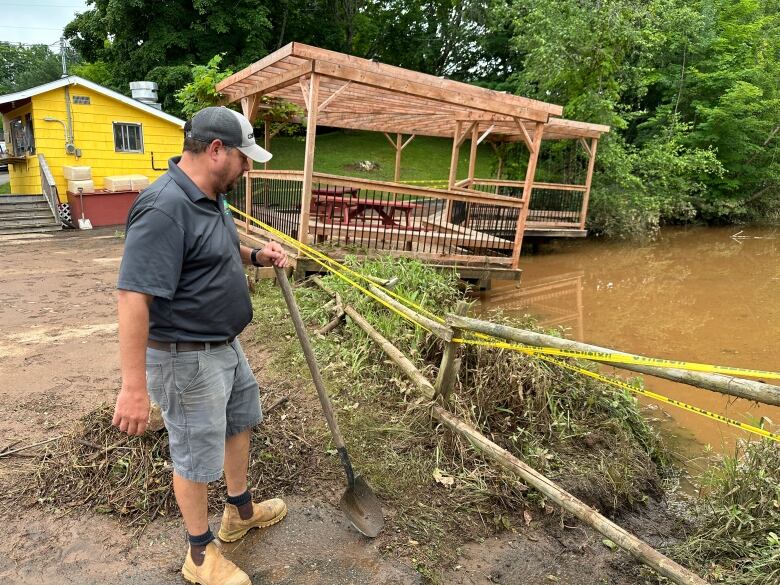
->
[479,226,780,462]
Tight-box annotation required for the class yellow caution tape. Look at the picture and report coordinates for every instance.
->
[538,354,780,443]
[399,179,450,184]
[230,204,780,442]
[451,338,780,381]
[455,337,780,442]
[229,205,434,333]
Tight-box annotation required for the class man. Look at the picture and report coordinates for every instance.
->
[113,107,288,585]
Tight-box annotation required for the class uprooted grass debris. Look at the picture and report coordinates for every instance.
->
[670,439,780,585]
[2,382,329,527]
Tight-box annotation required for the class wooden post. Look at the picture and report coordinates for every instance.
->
[448,121,463,190]
[467,124,479,186]
[445,121,464,223]
[434,301,469,401]
[579,137,598,229]
[244,172,251,233]
[298,72,320,245]
[432,406,707,585]
[394,133,402,182]
[510,121,544,269]
[446,314,780,407]
[264,119,271,171]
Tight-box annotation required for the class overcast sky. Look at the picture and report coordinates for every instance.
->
[0,0,89,48]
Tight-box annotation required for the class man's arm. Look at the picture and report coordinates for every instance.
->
[112,289,154,436]
[239,241,288,268]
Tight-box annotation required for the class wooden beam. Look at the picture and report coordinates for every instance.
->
[467,124,479,184]
[514,117,535,153]
[244,172,251,234]
[578,137,592,158]
[312,60,551,123]
[240,94,260,123]
[318,80,352,112]
[433,406,707,585]
[299,77,310,111]
[580,138,599,229]
[394,133,402,182]
[456,121,476,147]
[511,122,545,269]
[401,134,416,150]
[477,125,495,145]
[383,132,397,149]
[298,73,320,245]
[216,43,295,93]
[264,119,270,170]
[226,60,313,103]
[293,43,562,117]
[448,314,780,407]
[448,121,463,192]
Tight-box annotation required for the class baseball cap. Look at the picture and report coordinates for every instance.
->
[186,106,272,163]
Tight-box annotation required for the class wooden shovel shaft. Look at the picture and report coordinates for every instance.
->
[274,267,346,450]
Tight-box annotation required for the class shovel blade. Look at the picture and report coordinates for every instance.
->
[339,475,384,538]
[78,218,93,230]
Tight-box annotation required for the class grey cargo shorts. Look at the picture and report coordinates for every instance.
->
[145,338,262,483]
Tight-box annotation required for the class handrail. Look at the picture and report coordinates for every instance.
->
[469,178,588,192]
[37,154,60,222]
[246,169,525,208]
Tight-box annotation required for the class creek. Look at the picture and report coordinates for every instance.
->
[479,226,780,462]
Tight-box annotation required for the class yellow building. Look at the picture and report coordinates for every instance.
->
[0,76,184,199]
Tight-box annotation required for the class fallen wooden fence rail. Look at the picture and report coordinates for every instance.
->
[447,314,780,407]
[308,277,707,585]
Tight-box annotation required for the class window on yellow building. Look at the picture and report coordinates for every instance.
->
[9,114,35,156]
[113,123,143,153]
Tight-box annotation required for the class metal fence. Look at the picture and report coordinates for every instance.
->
[234,171,527,260]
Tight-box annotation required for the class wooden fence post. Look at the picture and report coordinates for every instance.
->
[435,301,469,401]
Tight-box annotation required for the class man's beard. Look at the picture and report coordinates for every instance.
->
[218,168,243,194]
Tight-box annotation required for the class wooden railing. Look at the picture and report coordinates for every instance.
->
[463,178,589,229]
[38,154,60,223]
[228,170,527,265]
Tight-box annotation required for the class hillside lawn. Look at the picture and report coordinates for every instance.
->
[260,129,499,183]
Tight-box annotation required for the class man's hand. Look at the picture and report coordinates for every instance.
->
[261,241,288,268]
[112,383,150,435]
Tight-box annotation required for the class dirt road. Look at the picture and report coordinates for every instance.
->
[0,229,652,584]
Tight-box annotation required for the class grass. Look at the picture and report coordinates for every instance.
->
[0,181,10,195]
[671,440,780,584]
[259,129,498,183]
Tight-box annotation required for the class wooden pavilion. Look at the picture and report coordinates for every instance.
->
[217,43,609,279]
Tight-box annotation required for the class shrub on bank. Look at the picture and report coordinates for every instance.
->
[673,440,780,585]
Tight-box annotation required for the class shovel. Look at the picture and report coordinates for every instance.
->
[77,187,92,230]
[274,266,384,538]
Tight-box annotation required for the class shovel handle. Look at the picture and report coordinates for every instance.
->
[274,267,346,451]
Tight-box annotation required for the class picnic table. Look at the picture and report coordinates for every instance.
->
[311,188,423,229]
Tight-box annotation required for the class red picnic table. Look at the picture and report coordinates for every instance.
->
[311,188,423,229]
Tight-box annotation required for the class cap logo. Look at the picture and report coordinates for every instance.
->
[247,132,254,140]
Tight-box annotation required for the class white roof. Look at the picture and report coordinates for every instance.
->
[0,76,185,127]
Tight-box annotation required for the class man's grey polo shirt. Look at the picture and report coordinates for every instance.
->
[117,157,252,342]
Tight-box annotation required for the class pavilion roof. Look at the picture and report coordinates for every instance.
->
[216,43,609,141]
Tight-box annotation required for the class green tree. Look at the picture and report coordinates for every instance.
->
[175,55,233,119]
[0,43,72,94]
[64,0,273,106]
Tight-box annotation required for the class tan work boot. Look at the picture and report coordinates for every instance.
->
[218,497,288,542]
[181,541,250,585]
